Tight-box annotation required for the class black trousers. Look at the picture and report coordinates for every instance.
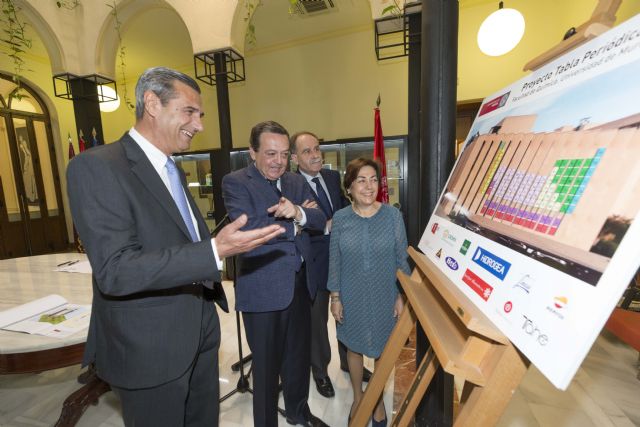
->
[112,298,220,427]
[311,289,351,377]
[242,267,312,427]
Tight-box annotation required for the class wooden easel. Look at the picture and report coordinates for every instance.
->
[348,247,528,427]
[349,3,628,425]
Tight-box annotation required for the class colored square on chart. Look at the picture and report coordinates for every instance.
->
[569,186,578,195]
[536,224,549,233]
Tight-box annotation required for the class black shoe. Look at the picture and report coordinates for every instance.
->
[362,367,373,382]
[372,414,388,427]
[340,366,373,382]
[314,376,335,398]
[286,412,329,427]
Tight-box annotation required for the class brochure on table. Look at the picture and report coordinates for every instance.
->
[0,294,91,339]
[419,14,640,389]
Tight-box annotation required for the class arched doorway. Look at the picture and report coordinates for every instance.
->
[0,74,68,258]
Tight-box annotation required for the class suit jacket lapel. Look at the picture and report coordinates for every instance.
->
[320,169,340,214]
[248,163,281,203]
[280,171,291,200]
[122,134,193,241]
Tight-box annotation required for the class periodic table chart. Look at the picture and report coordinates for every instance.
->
[419,13,640,389]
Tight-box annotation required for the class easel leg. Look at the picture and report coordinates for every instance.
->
[350,306,416,427]
[392,347,439,427]
[453,343,528,427]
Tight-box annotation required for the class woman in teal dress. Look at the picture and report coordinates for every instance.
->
[328,157,410,426]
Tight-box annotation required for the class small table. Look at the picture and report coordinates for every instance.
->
[0,253,109,426]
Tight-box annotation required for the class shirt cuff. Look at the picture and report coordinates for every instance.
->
[210,238,224,271]
[296,206,308,226]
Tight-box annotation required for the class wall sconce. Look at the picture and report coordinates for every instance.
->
[477,1,525,57]
[98,85,120,113]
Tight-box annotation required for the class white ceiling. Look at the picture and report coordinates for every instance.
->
[247,0,500,51]
[248,0,374,51]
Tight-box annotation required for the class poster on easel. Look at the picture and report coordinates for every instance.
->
[419,13,640,390]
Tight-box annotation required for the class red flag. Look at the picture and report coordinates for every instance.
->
[78,129,86,152]
[373,107,389,203]
[67,133,76,160]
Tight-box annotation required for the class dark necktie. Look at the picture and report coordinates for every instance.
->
[311,177,333,218]
[166,158,199,242]
[268,179,282,197]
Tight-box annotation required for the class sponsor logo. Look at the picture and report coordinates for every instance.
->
[459,239,471,255]
[462,269,493,301]
[512,274,533,294]
[435,248,442,258]
[479,91,511,117]
[504,301,513,313]
[497,275,534,322]
[441,229,458,246]
[445,257,459,271]
[431,223,439,234]
[472,247,511,280]
[553,296,567,309]
[521,315,549,346]
[546,296,568,320]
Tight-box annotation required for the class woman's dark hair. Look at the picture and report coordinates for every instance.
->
[343,157,380,199]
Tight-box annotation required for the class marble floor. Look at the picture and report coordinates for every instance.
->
[1,281,639,427]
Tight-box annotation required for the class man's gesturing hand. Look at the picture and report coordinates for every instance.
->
[215,214,284,258]
[267,197,302,221]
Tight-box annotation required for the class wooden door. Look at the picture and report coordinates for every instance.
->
[0,77,68,258]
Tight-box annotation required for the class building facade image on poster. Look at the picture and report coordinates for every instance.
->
[419,14,640,389]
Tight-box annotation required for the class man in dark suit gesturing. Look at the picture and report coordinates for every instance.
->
[222,121,328,427]
[66,67,283,427]
[290,132,372,398]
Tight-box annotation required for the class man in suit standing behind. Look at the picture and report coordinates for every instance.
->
[290,132,372,399]
[222,121,328,427]
[67,67,284,427]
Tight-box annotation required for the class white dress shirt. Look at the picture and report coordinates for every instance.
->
[299,169,332,235]
[129,127,223,269]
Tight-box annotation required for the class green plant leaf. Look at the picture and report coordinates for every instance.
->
[381,5,397,14]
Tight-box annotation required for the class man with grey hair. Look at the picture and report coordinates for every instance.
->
[67,67,284,426]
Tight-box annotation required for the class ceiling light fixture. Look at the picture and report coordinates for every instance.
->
[477,1,525,57]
